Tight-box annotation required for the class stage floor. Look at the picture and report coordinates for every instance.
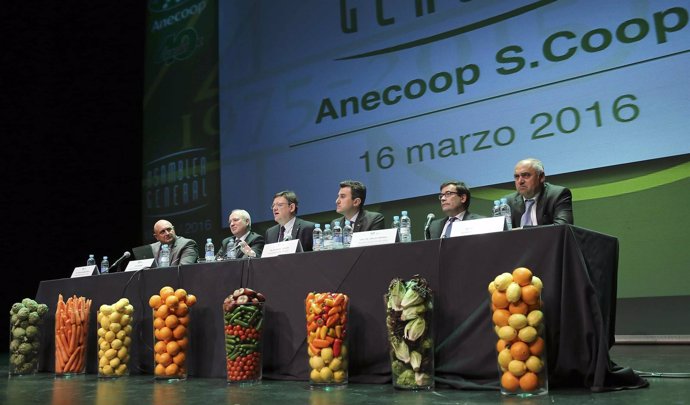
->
[3,345,689,405]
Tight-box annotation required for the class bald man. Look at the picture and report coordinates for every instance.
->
[150,219,199,266]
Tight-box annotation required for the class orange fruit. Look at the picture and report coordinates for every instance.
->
[165,295,179,308]
[521,285,540,305]
[173,352,186,366]
[165,314,179,329]
[529,337,545,356]
[153,317,165,330]
[496,339,508,352]
[512,267,533,286]
[154,329,162,341]
[528,301,542,311]
[510,341,530,361]
[166,341,180,356]
[509,301,528,315]
[175,302,189,317]
[492,309,511,327]
[174,288,187,301]
[501,371,519,392]
[491,291,509,309]
[155,304,169,319]
[159,326,172,340]
[154,341,167,354]
[185,294,197,307]
[159,352,172,367]
[178,315,189,326]
[149,295,162,309]
[173,324,187,340]
[177,337,189,350]
[165,363,179,376]
[154,363,166,376]
[160,286,175,300]
[519,372,539,391]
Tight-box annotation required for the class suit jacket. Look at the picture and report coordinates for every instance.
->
[505,182,574,228]
[265,217,316,252]
[427,211,484,239]
[330,209,385,233]
[150,235,199,266]
[219,231,265,259]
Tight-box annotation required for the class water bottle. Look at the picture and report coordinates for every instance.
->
[343,220,353,248]
[160,244,170,267]
[312,224,323,251]
[100,256,109,274]
[333,221,343,249]
[323,224,334,250]
[205,238,215,262]
[226,237,236,260]
[492,200,501,217]
[400,211,412,243]
[87,254,96,266]
[499,198,513,230]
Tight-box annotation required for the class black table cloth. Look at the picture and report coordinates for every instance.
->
[35,225,646,391]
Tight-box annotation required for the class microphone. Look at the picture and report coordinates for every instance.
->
[110,251,131,272]
[423,213,435,240]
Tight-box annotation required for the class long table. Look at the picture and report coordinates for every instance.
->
[35,225,646,391]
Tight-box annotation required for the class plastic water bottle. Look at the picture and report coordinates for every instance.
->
[87,254,96,266]
[205,238,215,262]
[492,200,501,217]
[499,198,513,230]
[333,221,343,249]
[226,237,236,260]
[323,224,334,250]
[392,216,400,229]
[159,244,170,267]
[312,224,323,251]
[400,211,412,243]
[343,220,353,248]
[100,256,109,274]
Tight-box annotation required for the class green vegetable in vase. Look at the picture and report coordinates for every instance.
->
[28,312,41,325]
[17,307,30,321]
[415,372,432,386]
[393,339,410,363]
[11,303,22,314]
[400,304,425,321]
[400,287,423,308]
[12,327,26,339]
[396,369,416,387]
[387,278,406,311]
[25,325,38,339]
[391,360,407,376]
[22,298,38,312]
[18,343,33,355]
[10,339,20,352]
[404,318,426,341]
[36,303,49,316]
[410,351,422,372]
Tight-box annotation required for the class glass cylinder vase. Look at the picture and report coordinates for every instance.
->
[305,292,349,389]
[55,295,91,377]
[151,287,195,381]
[223,288,266,384]
[490,268,548,396]
[97,298,134,377]
[384,276,435,390]
[9,299,48,376]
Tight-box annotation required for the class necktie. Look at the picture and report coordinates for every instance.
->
[279,226,285,242]
[443,217,457,238]
[521,199,535,227]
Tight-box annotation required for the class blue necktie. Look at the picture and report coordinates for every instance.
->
[521,199,535,227]
[443,217,457,238]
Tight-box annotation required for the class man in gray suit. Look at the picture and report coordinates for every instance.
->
[265,190,316,251]
[505,158,573,228]
[330,180,385,232]
[218,209,265,259]
[427,180,483,239]
[150,219,199,266]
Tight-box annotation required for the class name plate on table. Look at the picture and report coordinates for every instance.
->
[71,265,98,278]
[261,239,302,258]
[451,216,505,237]
[125,258,155,272]
[350,228,398,248]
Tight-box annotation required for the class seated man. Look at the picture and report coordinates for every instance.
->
[331,180,385,232]
[505,158,574,228]
[218,209,265,259]
[428,181,483,239]
[265,190,316,251]
[150,219,199,266]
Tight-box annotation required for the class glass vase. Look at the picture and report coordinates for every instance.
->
[153,303,190,380]
[9,319,42,376]
[224,299,264,384]
[97,298,134,377]
[55,296,90,377]
[306,292,349,389]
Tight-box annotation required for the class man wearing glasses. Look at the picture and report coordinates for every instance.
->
[151,219,199,266]
[504,158,573,228]
[265,190,316,251]
[427,181,483,239]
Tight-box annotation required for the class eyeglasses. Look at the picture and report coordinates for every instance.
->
[271,202,292,210]
[438,191,461,200]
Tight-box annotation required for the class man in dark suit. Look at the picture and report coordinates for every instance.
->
[150,219,199,266]
[427,180,483,239]
[265,190,316,251]
[218,209,265,259]
[505,158,574,228]
[330,180,385,232]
